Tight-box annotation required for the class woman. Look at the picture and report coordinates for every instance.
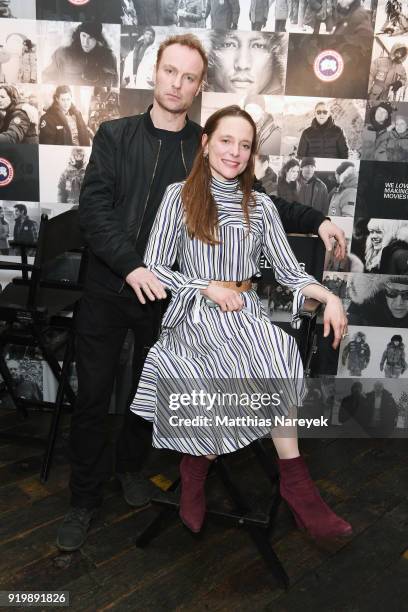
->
[42,22,118,87]
[277,158,300,203]
[131,106,351,538]
[347,274,408,328]
[0,85,38,144]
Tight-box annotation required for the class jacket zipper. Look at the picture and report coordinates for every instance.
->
[119,139,162,293]
[180,140,187,175]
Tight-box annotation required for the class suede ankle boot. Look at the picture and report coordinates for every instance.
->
[179,454,211,533]
[278,455,353,539]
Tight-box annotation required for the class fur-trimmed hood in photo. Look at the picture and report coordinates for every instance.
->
[347,274,408,328]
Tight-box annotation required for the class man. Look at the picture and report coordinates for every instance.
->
[338,382,367,428]
[250,0,270,31]
[334,0,373,41]
[297,102,349,159]
[369,42,408,101]
[56,33,347,552]
[254,154,277,194]
[297,157,329,215]
[58,148,88,205]
[207,30,286,96]
[205,0,240,29]
[39,86,91,146]
[328,161,357,217]
[177,0,207,27]
[363,382,397,435]
[13,204,38,245]
[122,28,155,88]
[244,95,280,155]
[8,360,42,402]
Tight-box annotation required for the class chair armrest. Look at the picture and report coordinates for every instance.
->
[8,241,38,251]
[0,261,35,271]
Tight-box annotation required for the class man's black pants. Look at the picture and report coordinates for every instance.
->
[69,289,162,509]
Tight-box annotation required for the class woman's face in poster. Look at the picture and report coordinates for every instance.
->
[212,32,274,95]
[384,282,408,319]
[0,88,11,110]
[368,225,384,247]
[286,165,299,182]
[80,32,98,54]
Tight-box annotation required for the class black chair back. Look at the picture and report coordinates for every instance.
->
[34,210,83,267]
[259,234,326,283]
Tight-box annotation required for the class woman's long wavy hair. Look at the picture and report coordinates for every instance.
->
[181,105,257,245]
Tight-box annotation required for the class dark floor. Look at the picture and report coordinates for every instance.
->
[0,401,407,612]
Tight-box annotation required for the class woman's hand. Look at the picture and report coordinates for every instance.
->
[201,284,244,312]
[323,294,348,350]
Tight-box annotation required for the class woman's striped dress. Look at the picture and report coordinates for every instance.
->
[130,176,322,455]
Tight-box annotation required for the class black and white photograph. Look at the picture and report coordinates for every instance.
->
[322,271,350,307]
[324,216,364,272]
[286,33,374,99]
[121,0,206,28]
[121,26,156,88]
[201,91,283,155]
[0,83,39,145]
[334,377,402,435]
[361,100,408,160]
[355,159,408,219]
[206,30,288,96]
[38,20,120,87]
[36,0,122,23]
[0,199,41,255]
[276,156,359,216]
[368,35,408,101]
[256,279,294,323]
[39,144,89,204]
[120,25,204,89]
[5,352,43,401]
[350,218,408,273]
[375,0,408,36]
[38,84,96,145]
[0,0,36,19]
[0,19,37,83]
[281,96,365,159]
[254,153,280,194]
[338,324,408,379]
[120,87,202,123]
[0,143,39,200]
[347,272,408,327]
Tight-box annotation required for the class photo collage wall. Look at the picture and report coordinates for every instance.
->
[0,0,407,418]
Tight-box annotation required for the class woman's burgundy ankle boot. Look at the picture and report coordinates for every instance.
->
[278,455,353,539]
[179,454,211,533]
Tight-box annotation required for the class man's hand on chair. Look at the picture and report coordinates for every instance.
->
[126,267,167,304]
[318,219,346,260]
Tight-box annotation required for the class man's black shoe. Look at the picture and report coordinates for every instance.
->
[56,507,96,552]
[117,472,153,507]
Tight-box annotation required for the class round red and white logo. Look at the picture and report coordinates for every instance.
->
[0,158,14,187]
[313,50,344,83]
[68,0,90,6]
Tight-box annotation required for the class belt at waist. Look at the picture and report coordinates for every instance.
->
[210,279,252,292]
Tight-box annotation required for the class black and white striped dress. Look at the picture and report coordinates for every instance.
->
[130,177,321,455]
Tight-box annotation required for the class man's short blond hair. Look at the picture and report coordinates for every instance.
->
[156,33,208,80]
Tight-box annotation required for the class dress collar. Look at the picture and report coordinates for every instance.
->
[210,175,239,193]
